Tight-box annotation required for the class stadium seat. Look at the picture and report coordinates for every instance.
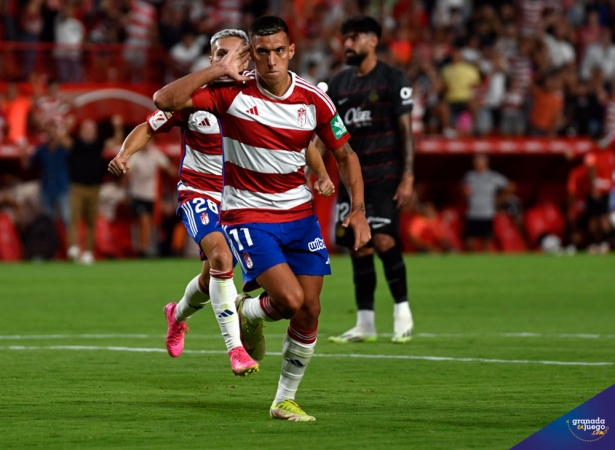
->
[493,212,527,252]
[524,203,566,247]
[0,214,23,261]
[439,207,464,251]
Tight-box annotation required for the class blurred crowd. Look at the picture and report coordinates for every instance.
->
[5,0,615,137]
[1,0,615,260]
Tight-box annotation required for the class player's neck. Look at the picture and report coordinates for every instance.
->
[355,54,378,76]
[256,72,293,97]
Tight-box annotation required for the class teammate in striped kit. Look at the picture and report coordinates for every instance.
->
[109,29,335,378]
[154,16,370,421]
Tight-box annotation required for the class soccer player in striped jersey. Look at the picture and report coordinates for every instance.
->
[322,16,415,345]
[154,16,370,421]
[109,29,335,379]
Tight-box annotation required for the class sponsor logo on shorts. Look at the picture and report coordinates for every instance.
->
[243,252,253,269]
[308,237,326,252]
[567,418,609,442]
[200,213,209,225]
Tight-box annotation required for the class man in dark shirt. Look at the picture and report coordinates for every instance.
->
[21,121,71,227]
[320,16,415,344]
[67,115,124,264]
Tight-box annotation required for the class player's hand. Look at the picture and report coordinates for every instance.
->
[393,174,414,211]
[342,207,371,251]
[314,176,335,197]
[108,155,130,176]
[219,41,251,82]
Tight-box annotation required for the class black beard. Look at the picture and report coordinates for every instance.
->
[345,52,368,66]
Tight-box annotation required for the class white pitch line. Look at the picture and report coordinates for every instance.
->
[1,345,612,367]
[1,332,615,340]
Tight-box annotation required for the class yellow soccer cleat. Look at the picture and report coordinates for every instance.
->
[235,294,266,360]
[270,400,316,422]
[328,326,377,344]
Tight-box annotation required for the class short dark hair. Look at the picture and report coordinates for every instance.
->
[249,16,289,38]
[341,16,382,39]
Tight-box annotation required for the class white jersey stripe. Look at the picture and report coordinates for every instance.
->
[226,92,318,131]
[222,185,311,211]
[182,144,223,175]
[223,137,306,174]
[177,182,222,203]
[295,78,336,114]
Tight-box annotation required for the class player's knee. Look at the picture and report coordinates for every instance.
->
[300,297,321,320]
[208,246,233,271]
[277,289,304,318]
[373,234,395,252]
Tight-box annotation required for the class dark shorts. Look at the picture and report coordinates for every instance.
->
[334,181,399,248]
[586,194,610,217]
[131,198,154,216]
[465,218,493,238]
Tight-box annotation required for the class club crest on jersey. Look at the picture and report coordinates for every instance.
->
[200,213,209,225]
[242,252,253,269]
[297,107,307,127]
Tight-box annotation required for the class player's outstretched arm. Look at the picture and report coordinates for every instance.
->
[330,142,371,250]
[306,140,334,197]
[108,122,153,176]
[153,41,251,111]
[393,112,415,210]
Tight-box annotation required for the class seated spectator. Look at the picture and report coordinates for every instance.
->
[440,46,481,134]
[408,202,451,253]
[463,153,509,252]
[528,72,564,136]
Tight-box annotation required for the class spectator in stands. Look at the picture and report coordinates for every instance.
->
[19,0,44,79]
[67,115,125,265]
[53,4,85,83]
[584,136,615,253]
[580,28,615,81]
[32,79,72,132]
[440,46,481,136]
[567,80,603,137]
[168,27,207,80]
[544,21,576,70]
[499,74,526,136]
[528,72,564,136]
[122,0,157,82]
[2,83,32,145]
[20,120,71,228]
[158,5,188,50]
[463,153,510,252]
[126,143,176,257]
[408,202,451,253]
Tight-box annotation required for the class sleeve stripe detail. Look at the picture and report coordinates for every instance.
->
[295,78,336,115]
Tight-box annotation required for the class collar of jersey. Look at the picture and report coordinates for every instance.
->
[255,70,296,101]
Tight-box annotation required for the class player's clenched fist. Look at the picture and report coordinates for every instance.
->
[314,176,335,197]
[108,155,130,176]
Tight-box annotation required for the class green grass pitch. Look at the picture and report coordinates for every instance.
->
[0,255,613,449]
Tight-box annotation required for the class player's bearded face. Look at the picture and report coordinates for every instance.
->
[343,32,371,66]
[251,32,295,86]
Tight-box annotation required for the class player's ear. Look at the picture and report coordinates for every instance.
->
[209,55,213,64]
[369,34,378,49]
[288,42,296,60]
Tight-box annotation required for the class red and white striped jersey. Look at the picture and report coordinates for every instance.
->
[146,109,223,203]
[192,71,350,225]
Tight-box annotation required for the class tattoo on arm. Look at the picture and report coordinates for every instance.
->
[352,202,365,213]
[341,142,355,155]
